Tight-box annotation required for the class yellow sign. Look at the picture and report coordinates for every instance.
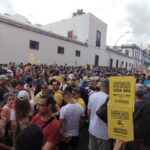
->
[29,53,36,64]
[109,76,135,108]
[108,105,134,141]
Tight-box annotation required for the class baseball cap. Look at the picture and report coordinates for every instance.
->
[18,90,29,101]
[0,75,8,80]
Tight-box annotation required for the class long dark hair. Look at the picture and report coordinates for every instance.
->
[15,98,30,121]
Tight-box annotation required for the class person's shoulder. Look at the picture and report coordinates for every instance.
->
[51,118,60,128]
[30,114,41,123]
[75,103,84,111]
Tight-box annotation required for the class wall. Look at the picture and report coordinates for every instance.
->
[0,21,91,65]
[42,14,90,43]
[88,13,107,50]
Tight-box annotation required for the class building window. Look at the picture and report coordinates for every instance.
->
[58,46,64,54]
[125,50,129,55]
[96,30,101,47]
[126,62,128,68]
[95,55,99,66]
[75,50,81,57]
[67,30,73,38]
[30,40,39,50]
[110,58,113,68]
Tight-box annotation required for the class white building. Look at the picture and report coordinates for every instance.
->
[121,44,150,67]
[0,13,139,68]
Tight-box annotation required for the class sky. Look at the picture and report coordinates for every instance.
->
[0,0,150,48]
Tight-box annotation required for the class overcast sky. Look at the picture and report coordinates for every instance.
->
[0,0,150,47]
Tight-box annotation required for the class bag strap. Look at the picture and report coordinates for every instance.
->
[41,117,55,129]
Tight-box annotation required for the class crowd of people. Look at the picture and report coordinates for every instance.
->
[0,62,149,150]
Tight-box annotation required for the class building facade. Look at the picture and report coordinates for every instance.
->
[0,13,148,68]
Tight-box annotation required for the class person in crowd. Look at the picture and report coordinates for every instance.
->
[35,83,49,104]
[144,84,150,101]
[30,95,60,150]
[144,75,150,88]
[10,90,31,145]
[72,88,86,111]
[59,90,84,150]
[0,75,9,104]
[60,76,68,92]
[74,78,88,106]
[88,79,111,150]
[135,84,145,112]
[52,80,63,107]
[15,124,43,150]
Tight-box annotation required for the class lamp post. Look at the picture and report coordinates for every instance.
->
[114,31,130,47]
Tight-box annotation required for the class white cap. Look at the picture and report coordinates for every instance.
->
[18,90,29,101]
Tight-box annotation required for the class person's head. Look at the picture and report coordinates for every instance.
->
[45,89,54,97]
[5,92,16,108]
[9,79,18,89]
[147,76,150,81]
[52,81,60,91]
[15,90,30,120]
[72,88,81,99]
[63,91,72,103]
[41,83,48,95]
[146,84,150,92]
[16,80,24,89]
[135,84,145,100]
[0,75,7,85]
[38,95,55,116]
[74,78,80,87]
[15,124,43,150]
[100,79,109,94]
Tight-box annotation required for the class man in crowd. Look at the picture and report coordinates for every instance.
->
[52,80,63,107]
[72,88,86,111]
[88,79,111,150]
[59,90,84,150]
[31,95,60,150]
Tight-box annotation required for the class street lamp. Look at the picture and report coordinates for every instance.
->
[114,31,130,46]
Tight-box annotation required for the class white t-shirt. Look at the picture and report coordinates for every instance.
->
[88,91,108,139]
[60,103,84,136]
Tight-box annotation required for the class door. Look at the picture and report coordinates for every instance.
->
[95,55,99,66]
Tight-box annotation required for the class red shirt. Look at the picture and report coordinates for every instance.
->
[30,114,60,149]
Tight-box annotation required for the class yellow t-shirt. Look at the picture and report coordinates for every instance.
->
[76,98,86,111]
[54,90,63,106]
[35,92,42,104]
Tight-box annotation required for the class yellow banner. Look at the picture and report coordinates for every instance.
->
[108,105,134,141]
[29,53,36,64]
[109,76,135,108]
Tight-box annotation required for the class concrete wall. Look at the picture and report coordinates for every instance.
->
[88,13,107,50]
[42,13,107,50]
[42,14,90,43]
[0,15,136,68]
[106,50,135,69]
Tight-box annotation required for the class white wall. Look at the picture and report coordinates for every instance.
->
[0,21,93,65]
[107,50,135,68]
[42,14,90,43]
[88,13,107,50]
[42,13,107,50]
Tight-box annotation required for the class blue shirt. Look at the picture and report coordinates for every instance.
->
[144,80,150,88]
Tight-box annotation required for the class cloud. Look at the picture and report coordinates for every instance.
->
[0,0,14,13]
[126,0,150,45]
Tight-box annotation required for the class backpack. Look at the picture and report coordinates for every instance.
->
[96,96,109,123]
